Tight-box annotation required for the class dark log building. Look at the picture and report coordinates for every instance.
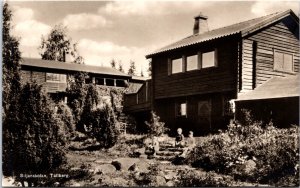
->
[124,9,299,135]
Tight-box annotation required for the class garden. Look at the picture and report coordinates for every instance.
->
[2,3,299,187]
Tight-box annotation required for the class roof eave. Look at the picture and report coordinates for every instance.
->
[241,9,297,37]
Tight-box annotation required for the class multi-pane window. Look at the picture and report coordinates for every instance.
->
[176,102,187,117]
[171,58,183,74]
[187,55,198,71]
[202,50,216,68]
[46,73,67,83]
[274,51,293,72]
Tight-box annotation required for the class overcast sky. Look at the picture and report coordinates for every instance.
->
[7,0,299,76]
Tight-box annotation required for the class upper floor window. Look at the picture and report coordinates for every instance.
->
[274,50,293,72]
[171,58,183,74]
[202,50,216,68]
[187,55,198,71]
[46,73,66,83]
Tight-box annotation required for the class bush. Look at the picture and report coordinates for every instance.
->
[54,102,75,144]
[91,104,119,148]
[3,83,66,185]
[185,111,299,185]
[176,170,235,187]
[145,111,169,137]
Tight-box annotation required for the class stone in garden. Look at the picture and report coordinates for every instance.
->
[139,154,147,159]
[111,157,139,171]
[152,175,167,186]
[166,181,175,186]
[96,164,117,174]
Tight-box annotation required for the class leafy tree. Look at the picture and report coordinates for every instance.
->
[145,111,169,137]
[91,104,119,148]
[118,62,124,73]
[4,83,66,186]
[39,24,84,64]
[2,2,21,115]
[78,84,99,133]
[2,2,22,176]
[128,60,136,76]
[110,59,117,69]
[66,71,87,128]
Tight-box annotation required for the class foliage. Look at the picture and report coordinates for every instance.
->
[54,102,76,144]
[185,110,299,185]
[145,111,169,137]
[118,62,124,73]
[39,24,84,64]
[131,163,163,186]
[78,84,99,133]
[176,170,234,187]
[127,60,136,76]
[2,2,21,117]
[66,71,87,128]
[91,104,120,148]
[3,83,66,185]
[110,59,117,69]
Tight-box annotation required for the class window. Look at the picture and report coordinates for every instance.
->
[95,77,105,85]
[46,73,66,83]
[172,58,183,74]
[202,50,216,68]
[274,50,293,72]
[116,79,126,87]
[176,102,187,117]
[106,78,115,86]
[187,55,198,71]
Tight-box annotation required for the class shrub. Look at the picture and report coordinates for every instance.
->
[185,111,299,185]
[176,170,235,187]
[91,104,120,148]
[3,83,66,185]
[145,111,169,137]
[54,102,75,144]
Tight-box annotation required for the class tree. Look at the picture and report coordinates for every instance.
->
[110,59,117,69]
[4,83,66,186]
[39,24,84,64]
[2,3,21,115]
[2,2,22,176]
[128,60,136,76]
[118,62,124,73]
[78,84,99,133]
[145,111,169,137]
[66,71,88,128]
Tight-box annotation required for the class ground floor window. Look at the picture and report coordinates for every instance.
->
[176,102,187,117]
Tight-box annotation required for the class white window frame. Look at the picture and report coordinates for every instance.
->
[200,49,218,68]
[273,49,294,73]
[171,57,183,74]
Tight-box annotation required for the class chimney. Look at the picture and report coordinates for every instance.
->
[193,13,209,35]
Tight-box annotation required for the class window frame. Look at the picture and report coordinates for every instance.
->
[175,101,187,117]
[273,49,294,73]
[201,49,218,69]
[170,57,184,74]
[46,73,67,83]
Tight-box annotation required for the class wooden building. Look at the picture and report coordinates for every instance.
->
[20,57,131,100]
[125,9,299,135]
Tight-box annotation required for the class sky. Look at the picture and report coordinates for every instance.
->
[7,0,299,77]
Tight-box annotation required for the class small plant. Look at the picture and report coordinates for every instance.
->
[176,170,234,187]
[145,111,169,137]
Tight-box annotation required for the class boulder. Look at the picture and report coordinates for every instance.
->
[151,175,167,186]
[111,158,139,171]
[95,164,116,174]
[128,159,150,172]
